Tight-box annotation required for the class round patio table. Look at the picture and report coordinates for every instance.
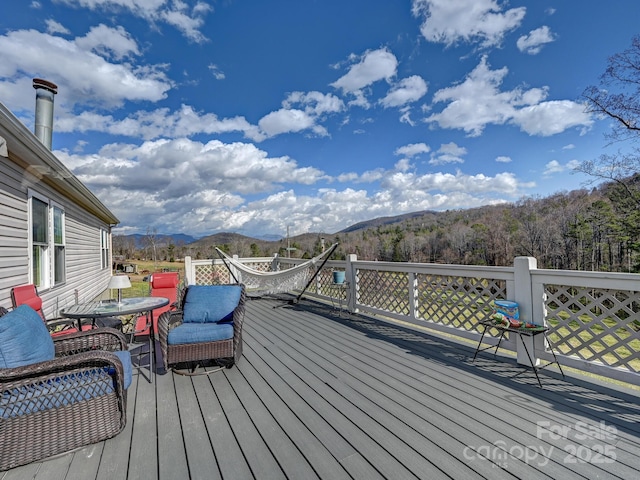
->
[61,297,170,383]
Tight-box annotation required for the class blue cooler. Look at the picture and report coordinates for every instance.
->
[494,300,519,319]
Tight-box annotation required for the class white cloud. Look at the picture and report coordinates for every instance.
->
[429,142,467,165]
[160,2,210,43]
[380,75,428,108]
[54,0,211,43]
[257,108,321,138]
[382,170,525,195]
[426,56,593,136]
[399,108,416,126]
[208,64,226,80]
[208,169,531,236]
[411,0,526,47]
[512,101,592,136]
[394,143,431,158]
[517,26,556,55]
[283,91,345,116]
[427,56,516,135]
[64,135,535,237]
[75,24,140,60]
[57,137,329,233]
[0,29,171,112]
[45,19,70,35]
[495,155,511,163]
[544,159,581,176]
[331,48,398,105]
[68,101,342,144]
[543,160,563,175]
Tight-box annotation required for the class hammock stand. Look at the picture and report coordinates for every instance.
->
[216,243,338,307]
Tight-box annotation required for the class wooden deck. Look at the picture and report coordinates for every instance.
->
[3,296,640,480]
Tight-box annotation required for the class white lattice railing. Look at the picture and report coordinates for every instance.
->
[530,269,640,381]
[185,255,640,386]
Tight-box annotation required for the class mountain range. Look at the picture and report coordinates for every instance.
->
[118,210,437,248]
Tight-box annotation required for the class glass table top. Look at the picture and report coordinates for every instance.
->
[61,296,170,318]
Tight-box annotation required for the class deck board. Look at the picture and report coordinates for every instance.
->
[128,370,158,480]
[156,368,190,480]
[191,373,245,480]
[2,295,639,480]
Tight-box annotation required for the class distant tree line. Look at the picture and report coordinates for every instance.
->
[327,176,640,272]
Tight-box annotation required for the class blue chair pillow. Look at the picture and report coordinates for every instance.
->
[111,350,133,389]
[0,305,55,369]
[182,285,241,323]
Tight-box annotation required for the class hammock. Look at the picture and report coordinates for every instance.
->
[215,244,338,299]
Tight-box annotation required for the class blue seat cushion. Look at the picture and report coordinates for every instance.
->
[168,322,234,345]
[182,285,241,324]
[0,305,55,369]
[112,350,132,389]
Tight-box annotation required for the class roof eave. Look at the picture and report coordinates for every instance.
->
[0,102,119,226]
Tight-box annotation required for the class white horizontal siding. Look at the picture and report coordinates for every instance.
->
[0,157,113,317]
[0,157,29,302]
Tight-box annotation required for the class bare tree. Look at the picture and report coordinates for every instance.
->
[580,35,640,206]
[144,227,159,270]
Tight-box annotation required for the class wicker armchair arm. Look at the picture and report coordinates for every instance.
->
[0,350,126,388]
[53,327,127,356]
[157,309,183,331]
[157,310,183,340]
[156,309,184,371]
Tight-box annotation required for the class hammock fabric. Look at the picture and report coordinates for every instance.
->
[215,244,338,295]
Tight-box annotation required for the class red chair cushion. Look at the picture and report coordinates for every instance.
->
[11,285,44,319]
[150,273,179,289]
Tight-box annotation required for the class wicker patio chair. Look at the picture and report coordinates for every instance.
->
[157,284,246,373]
[0,305,131,471]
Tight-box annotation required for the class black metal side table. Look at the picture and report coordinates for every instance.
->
[473,319,564,387]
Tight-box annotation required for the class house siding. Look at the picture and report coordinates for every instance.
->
[0,156,29,295]
[0,102,118,318]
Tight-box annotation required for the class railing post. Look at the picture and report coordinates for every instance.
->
[513,256,539,367]
[346,254,358,313]
[185,256,193,285]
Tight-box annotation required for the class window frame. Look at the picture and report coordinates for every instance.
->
[100,228,110,270]
[28,190,66,289]
[52,202,66,285]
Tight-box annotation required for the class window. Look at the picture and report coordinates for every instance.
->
[31,197,48,287]
[29,192,65,288]
[101,229,110,270]
[53,205,65,284]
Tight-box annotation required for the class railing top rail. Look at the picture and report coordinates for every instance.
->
[352,260,514,276]
[531,268,640,290]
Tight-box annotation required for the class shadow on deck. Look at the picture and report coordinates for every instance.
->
[3,296,639,480]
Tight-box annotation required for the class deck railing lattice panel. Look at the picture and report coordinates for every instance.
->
[544,285,640,373]
[194,261,273,285]
[356,269,410,315]
[416,274,506,331]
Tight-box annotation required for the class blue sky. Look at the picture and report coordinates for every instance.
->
[1,1,638,239]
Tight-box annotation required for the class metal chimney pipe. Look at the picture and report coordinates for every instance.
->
[32,78,58,150]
